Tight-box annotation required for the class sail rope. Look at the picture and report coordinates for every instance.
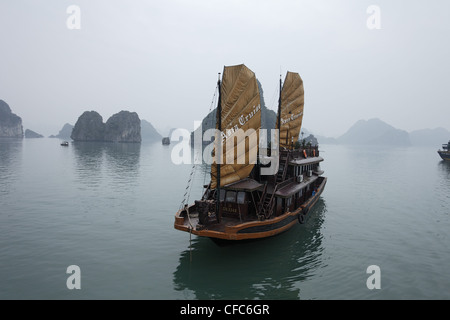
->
[178,82,219,263]
[268,83,279,111]
[179,163,197,211]
[179,83,219,212]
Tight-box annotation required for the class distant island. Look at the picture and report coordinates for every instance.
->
[71,110,142,143]
[141,119,162,142]
[49,123,74,139]
[50,119,161,143]
[0,100,23,138]
[24,129,43,138]
[337,118,411,146]
[314,118,450,147]
[1,98,448,147]
[191,110,450,148]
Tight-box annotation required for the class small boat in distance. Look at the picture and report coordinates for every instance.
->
[162,137,170,145]
[174,64,327,241]
[438,140,450,161]
[61,141,69,146]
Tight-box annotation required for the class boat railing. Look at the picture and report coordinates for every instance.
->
[289,145,319,158]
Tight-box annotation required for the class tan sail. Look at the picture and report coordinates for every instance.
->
[211,64,261,189]
[277,72,304,149]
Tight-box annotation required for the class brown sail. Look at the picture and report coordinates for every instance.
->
[277,72,304,149]
[211,64,261,189]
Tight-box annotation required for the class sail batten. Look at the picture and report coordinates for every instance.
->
[277,72,304,149]
[211,64,261,189]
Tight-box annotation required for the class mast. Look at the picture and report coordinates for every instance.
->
[216,73,222,218]
[277,75,281,148]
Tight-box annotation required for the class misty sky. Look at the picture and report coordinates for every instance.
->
[1,0,449,137]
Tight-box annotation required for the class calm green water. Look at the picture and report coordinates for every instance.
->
[1,138,449,299]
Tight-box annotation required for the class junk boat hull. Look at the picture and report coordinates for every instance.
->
[438,150,450,161]
[175,176,327,240]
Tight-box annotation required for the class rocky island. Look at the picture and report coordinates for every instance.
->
[24,129,43,138]
[49,123,74,139]
[71,110,141,142]
[0,100,23,138]
[104,111,141,142]
[141,119,162,142]
[337,118,411,146]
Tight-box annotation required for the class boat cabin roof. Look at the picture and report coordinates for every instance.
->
[289,156,323,166]
[275,175,318,198]
[223,178,263,192]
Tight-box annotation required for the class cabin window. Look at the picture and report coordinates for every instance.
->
[286,197,292,208]
[226,191,236,202]
[237,192,246,204]
[219,189,226,201]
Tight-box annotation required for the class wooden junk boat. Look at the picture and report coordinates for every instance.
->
[438,140,450,161]
[162,137,170,145]
[174,64,327,240]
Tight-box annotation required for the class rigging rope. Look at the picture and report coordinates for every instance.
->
[179,163,196,211]
[179,83,219,211]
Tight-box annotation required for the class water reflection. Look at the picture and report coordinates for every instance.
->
[103,143,140,189]
[72,142,105,188]
[173,198,327,299]
[72,142,141,189]
[436,161,450,206]
[437,160,450,176]
[0,139,23,196]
